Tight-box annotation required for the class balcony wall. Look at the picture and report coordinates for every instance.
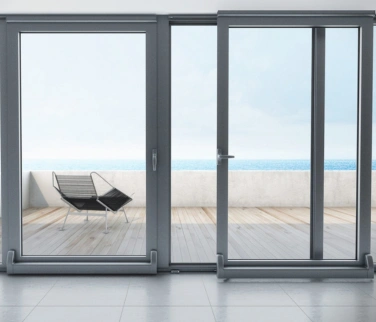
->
[20,170,370,209]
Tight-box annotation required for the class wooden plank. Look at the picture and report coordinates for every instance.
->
[107,208,139,255]
[233,208,309,259]
[194,207,217,260]
[41,211,102,255]
[18,207,376,262]
[90,210,128,255]
[227,208,269,259]
[117,208,145,255]
[171,207,182,263]
[172,208,191,262]
[203,207,242,259]
[177,208,201,262]
[184,208,213,262]
[131,208,146,255]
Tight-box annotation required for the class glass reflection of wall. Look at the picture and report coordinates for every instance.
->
[21,33,146,256]
[171,26,217,263]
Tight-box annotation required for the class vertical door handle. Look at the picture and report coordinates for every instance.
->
[152,149,157,171]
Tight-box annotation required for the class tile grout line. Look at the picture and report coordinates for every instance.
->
[353,278,376,300]
[201,276,217,322]
[22,277,60,322]
[119,278,131,322]
[278,283,314,322]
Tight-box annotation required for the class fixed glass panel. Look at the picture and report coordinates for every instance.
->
[171,26,217,263]
[228,28,312,259]
[21,33,146,256]
[323,28,358,259]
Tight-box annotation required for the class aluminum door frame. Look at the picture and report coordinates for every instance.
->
[216,11,374,278]
[1,16,158,274]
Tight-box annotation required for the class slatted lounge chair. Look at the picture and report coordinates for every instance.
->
[52,172,133,233]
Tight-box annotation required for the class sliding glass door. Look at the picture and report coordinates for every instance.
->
[216,13,373,275]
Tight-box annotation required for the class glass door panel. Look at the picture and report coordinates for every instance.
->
[227,28,312,259]
[171,26,217,263]
[323,28,358,259]
[20,33,150,257]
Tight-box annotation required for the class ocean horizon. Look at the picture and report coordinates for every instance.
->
[22,159,371,171]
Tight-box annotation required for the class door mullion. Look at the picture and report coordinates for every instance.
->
[217,20,230,263]
[310,27,325,260]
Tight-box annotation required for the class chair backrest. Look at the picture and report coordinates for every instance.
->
[54,174,97,198]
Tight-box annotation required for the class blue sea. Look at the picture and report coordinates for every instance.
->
[22,159,373,171]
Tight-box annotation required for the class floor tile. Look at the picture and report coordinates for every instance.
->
[120,307,215,322]
[0,306,34,322]
[39,276,130,306]
[301,306,376,322]
[24,307,123,322]
[125,274,210,306]
[0,274,57,306]
[212,307,312,322]
[355,280,376,299]
[203,277,296,306]
[279,282,376,306]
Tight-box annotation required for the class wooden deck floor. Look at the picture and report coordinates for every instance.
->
[0,207,375,263]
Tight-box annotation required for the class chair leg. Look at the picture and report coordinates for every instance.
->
[123,207,129,223]
[84,209,89,221]
[60,207,70,231]
[104,208,109,234]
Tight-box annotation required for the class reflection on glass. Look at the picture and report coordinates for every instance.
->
[21,33,146,256]
[228,28,312,259]
[171,26,217,263]
[324,28,358,259]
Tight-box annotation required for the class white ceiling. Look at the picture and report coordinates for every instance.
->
[0,0,375,14]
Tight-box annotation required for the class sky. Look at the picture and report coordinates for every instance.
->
[20,27,375,162]
[21,33,146,160]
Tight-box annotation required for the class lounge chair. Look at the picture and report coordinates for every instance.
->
[52,172,133,233]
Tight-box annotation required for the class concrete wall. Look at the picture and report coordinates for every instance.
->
[25,170,366,209]
[22,171,31,210]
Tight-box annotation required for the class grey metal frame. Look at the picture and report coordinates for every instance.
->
[156,15,171,270]
[373,20,376,271]
[217,11,374,278]
[0,18,6,271]
[310,27,325,260]
[1,16,158,274]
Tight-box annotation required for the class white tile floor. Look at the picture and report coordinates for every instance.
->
[1,273,376,322]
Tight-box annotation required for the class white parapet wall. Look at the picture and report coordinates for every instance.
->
[24,170,370,209]
[22,171,31,210]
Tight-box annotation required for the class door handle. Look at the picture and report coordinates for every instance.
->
[152,149,157,171]
[217,148,235,165]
